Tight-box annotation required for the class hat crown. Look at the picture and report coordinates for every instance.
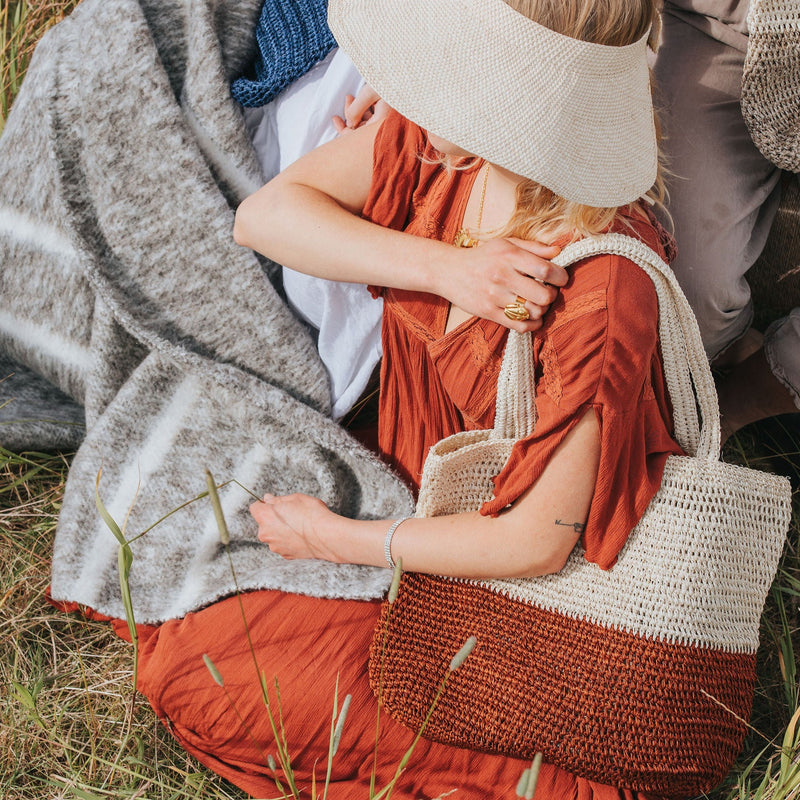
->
[329,0,657,206]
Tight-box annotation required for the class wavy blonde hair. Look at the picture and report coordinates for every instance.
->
[429,0,667,243]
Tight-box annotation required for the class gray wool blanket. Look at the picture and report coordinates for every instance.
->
[0,0,413,623]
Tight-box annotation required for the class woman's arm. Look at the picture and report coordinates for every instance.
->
[233,121,568,331]
[250,409,600,578]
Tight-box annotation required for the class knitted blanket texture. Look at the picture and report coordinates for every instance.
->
[0,0,413,623]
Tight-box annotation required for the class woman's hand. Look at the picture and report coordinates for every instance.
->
[442,238,568,331]
[332,84,391,133]
[250,493,340,562]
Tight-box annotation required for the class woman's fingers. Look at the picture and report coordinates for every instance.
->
[450,238,566,330]
[249,494,333,560]
[344,85,381,128]
[510,276,560,309]
[332,95,356,134]
[333,87,391,135]
[365,99,391,126]
[505,238,567,286]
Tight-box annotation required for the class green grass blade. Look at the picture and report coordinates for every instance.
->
[94,471,125,547]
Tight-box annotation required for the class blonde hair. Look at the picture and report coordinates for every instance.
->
[433,0,667,243]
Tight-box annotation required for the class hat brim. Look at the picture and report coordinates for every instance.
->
[329,0,658,207]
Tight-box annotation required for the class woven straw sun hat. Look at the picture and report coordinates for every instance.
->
[328,0,658,208]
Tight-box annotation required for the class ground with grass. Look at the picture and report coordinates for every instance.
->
[0,450,249,799]
[2,2,800,799]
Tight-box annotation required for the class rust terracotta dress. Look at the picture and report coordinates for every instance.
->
[94,112,683,799]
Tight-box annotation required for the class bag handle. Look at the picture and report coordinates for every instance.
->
[491,233,721,461]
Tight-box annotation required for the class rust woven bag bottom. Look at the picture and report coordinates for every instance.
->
[368,235,792,799]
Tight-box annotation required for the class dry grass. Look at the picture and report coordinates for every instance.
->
[1,0,80,132]
[0,450,248,799]
[713,417,800,800]
[2,2,800,799]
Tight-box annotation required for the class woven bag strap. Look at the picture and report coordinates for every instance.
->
[492,318,538,441]
[491,233,721,460]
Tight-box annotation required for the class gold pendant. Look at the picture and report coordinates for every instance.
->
[453,228,479,248]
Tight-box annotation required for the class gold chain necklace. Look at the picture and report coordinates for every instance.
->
[453,162,490,249]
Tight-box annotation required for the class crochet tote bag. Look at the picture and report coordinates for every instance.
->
[369,234,792,799]
[741,0,800,172]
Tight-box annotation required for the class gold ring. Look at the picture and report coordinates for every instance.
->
[503,296,530,321]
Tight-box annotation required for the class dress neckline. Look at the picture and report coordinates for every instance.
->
[436,158,487,339]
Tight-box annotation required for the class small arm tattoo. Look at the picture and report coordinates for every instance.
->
[555,519,586,534]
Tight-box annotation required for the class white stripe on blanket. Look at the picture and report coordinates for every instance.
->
[0,204,77,258]
[78,375,198,590]
[0,311,92,374]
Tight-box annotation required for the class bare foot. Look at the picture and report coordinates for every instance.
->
[716,346,800,443]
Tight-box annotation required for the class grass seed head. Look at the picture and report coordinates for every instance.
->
[449,636,477,672]
[202,653,224,687]
[524,753,543,799]
[516,768,530,797]
[388,557,403,603]
[204,469,230,545]
[331,693,352,756]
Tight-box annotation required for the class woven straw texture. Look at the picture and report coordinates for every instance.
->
[374,575,756,796]
[327,0,657,207]
[370,235,792,798]
[742,0,800,172]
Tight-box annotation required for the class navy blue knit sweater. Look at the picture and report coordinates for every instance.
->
[231,0,336,107]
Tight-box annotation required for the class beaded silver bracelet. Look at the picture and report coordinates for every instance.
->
[383,516,411,569]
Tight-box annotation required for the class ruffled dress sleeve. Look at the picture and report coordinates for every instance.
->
[481,235,685,570]
[359,110,426,300]
[362,110,427,234]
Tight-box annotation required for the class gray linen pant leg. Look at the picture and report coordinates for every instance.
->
[766,311,800,406]
[653,11,793,374]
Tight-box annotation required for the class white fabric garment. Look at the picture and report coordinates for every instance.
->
[243,48,383,421]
